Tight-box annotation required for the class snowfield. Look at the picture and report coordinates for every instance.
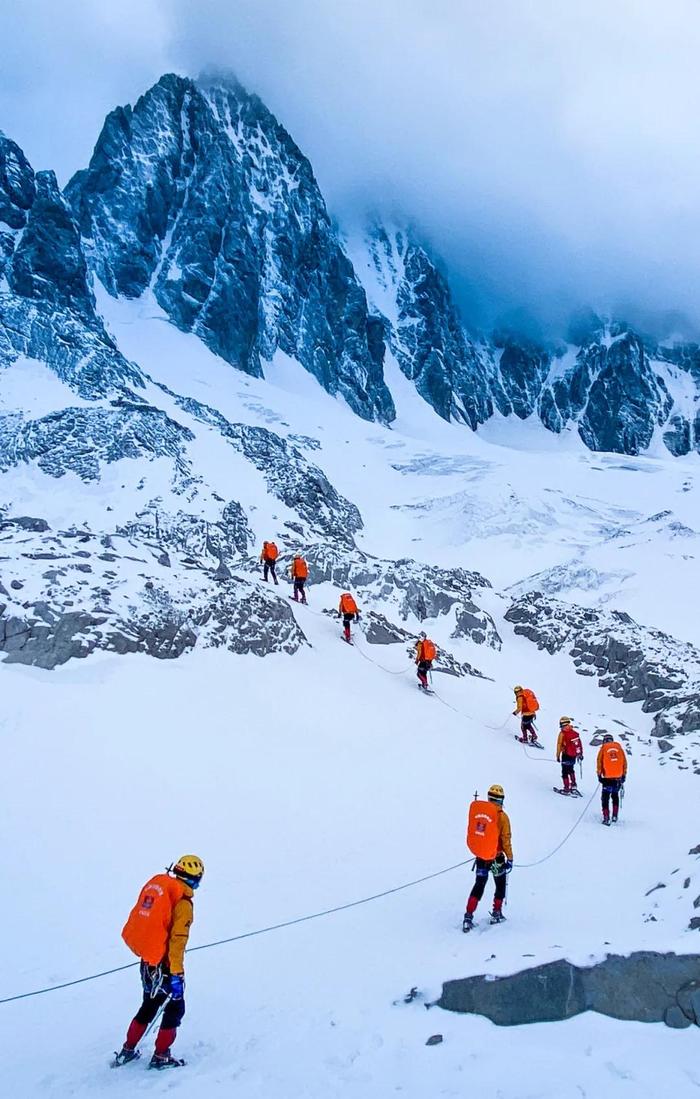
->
[1,295,700,1097]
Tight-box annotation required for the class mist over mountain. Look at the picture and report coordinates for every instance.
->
[3,2,700,340]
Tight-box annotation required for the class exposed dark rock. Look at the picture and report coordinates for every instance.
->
[505,593,700,745]
[438,952,700,1028]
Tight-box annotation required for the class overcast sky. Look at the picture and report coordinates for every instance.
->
[2,1,700,336]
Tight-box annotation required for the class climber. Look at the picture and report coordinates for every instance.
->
[597,734,627,825]
[289,553,309,603]
[463,785,513,931]
[260,540,279,584]
[338,591,359,643]
[413,631,437,690]
[556,716,584,795]
[513,685,540,744]
[114,855,205,1071]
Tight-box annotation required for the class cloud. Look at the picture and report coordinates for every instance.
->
[2,0,700,335]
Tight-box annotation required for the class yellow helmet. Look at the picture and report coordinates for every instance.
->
[173,855,205,883]
[487,784,505,804]
[513,685,523,694]
[559,716,573,726]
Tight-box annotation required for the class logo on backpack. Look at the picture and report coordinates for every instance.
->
[466,800,500,861]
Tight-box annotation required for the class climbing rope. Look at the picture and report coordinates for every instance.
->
[0,858,470,1006]
[515,787,597,867]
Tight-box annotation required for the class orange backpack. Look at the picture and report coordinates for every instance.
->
[466,800,500,860]
[122,873,187,966]
[339,593,358,614]
[264,542,279,561]
[600,742,625,779]
[419,639,437,661]
[292,557,308,578]
[520,688,539,713]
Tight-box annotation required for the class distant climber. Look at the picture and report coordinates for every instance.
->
[513,685,540,745]
[338,592,359,643]
[114,855,205,1070]
[289,553,309,604]
[597,734,627,825]
[463,785,513,931]
[412,631,437,691]
[260,540,279,585]
[556,716,583,796]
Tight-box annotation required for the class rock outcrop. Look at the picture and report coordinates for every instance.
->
[438,952,700,1029]
[505,593,700,749]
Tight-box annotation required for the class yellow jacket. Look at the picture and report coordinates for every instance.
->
[497,808,513,861]
[167,886,194,974]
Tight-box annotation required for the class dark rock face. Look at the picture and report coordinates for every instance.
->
[438,952,700,1029]
[363,226,499,428]
[67,74,395,423]
[0,132,145,400]
[358,222,700,455]
[505,593,700,747]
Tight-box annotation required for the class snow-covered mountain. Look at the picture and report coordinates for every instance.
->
[1,71,700,1099]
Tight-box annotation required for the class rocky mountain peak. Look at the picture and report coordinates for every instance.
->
[66,73,395,424]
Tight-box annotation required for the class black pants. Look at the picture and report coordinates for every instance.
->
[469,857,508,904]
[601,780,622,818]
[263,558,278,583]
[293,577,306,601]
[416,659,432,686]
[561,754,577,785]
[135,962,185,1031]
[342,613,355,634]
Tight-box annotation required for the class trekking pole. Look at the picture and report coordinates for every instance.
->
[138,996,171,1050]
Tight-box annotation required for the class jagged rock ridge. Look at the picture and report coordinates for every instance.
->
[66,75,394,424]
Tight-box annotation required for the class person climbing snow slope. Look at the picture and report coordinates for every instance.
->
[260,540,279,584]
[463,785,513,931]
[289,553,308,604]
[513,685,540,745]
[597,734,627,825]
[413,631,437,690]
[338,592,359,643]
[114,855,205,1070]
[556,716,584,796]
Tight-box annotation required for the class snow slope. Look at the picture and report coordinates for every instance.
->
[1,296,699,1098]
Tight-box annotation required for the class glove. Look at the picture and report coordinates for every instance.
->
[578,754,584,762]
[556,756,561,763]
[512,710,518,716]
[620,775,626,785]
[598,774,604,784]
[504,858,513,872]
[169,974,185,1000]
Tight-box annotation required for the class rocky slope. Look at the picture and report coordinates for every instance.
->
[505,593,700,761]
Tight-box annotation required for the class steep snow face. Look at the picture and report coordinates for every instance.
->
[66,74,395,424]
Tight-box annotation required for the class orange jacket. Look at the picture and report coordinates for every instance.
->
[339,593,358,615]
